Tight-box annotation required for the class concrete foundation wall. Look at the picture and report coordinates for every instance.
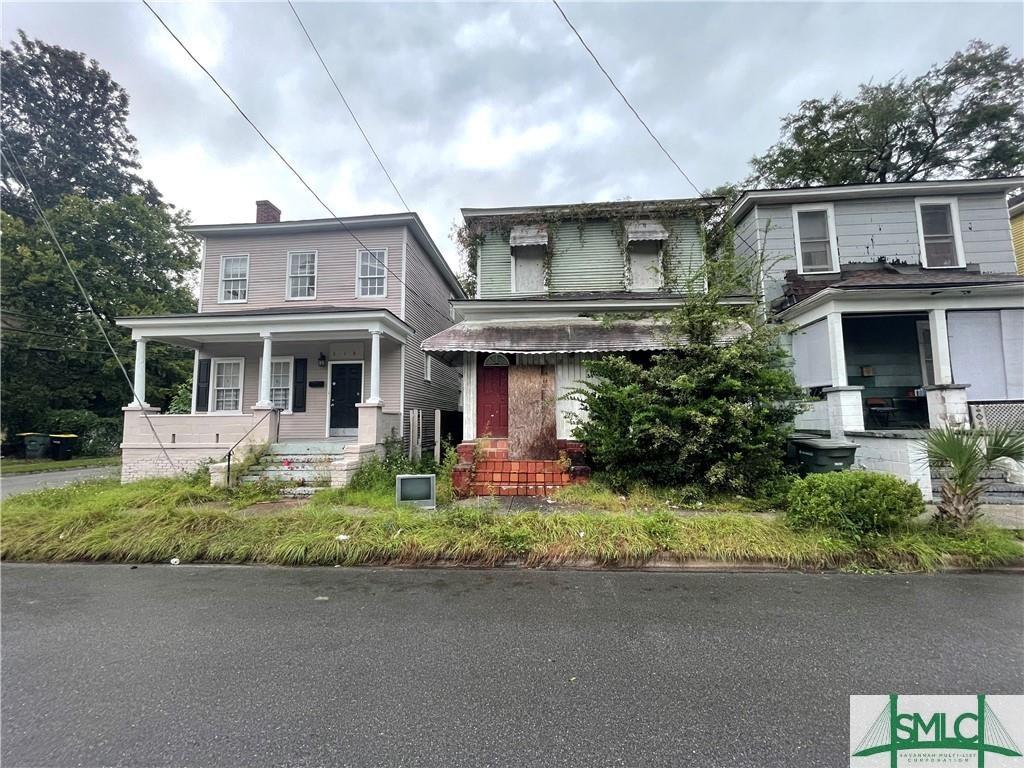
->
[846,431,932,499]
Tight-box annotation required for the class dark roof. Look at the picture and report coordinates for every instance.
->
[1010,193,1024,213]
[778,264,1024,309]
[832,271,1024,289]
[117,305,405,322]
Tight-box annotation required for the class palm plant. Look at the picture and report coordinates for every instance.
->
[925,427,1024,528]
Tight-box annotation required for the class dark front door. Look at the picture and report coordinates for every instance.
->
[330,364,362,434]
[477,358,509,438]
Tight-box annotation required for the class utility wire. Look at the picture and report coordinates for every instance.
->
[287,0,410,212]
[142,0,458,330]
[1,144,179,472]
[0,324,134,349]
[551,0,763,265]
[1,341,116,357]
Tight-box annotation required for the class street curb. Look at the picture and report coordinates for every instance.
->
[6,558,1022,574]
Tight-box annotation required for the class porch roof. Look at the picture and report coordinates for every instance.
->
[422,318,746,365]
[116,306,412,348]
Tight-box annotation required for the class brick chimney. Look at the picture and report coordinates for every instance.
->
[255,200,281,224]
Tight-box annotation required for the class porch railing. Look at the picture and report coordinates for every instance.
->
[968,401,1024,431]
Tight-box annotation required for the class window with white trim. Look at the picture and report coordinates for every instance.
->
[792,205,838,274]
[220,255,249,302]
[357,249,387,297]
[287,251,316,299]
[916,200,963,268]
[212,359,243,412]
[423,351,432,382]
[270,359,292,410]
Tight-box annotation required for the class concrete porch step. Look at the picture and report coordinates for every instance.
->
[241,468,329,483]
[278,486,320,498]
[268,441,352,456]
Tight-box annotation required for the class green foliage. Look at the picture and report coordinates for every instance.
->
[926,427,1024,528]
[42,408,121,456]
[1,31,161,217]
[785,471,925,537]
[749,41,1024,186]
[0,34,198,434]
[3,476,1019,572]
[168,378,193,414]
[568,250,802,493]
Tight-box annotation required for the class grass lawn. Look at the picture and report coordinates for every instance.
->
[1,475,1021,572]
[0,455,121,476]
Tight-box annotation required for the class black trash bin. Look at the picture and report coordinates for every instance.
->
[17,432,50,460]
[49,434,79,461]
[789,436,858,475]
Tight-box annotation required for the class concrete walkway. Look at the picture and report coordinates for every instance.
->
[0,466,118,500]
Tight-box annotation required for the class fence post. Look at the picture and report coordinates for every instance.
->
[434,409,442,463]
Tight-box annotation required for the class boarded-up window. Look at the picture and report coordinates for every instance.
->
[629,241,662,291]
[512,245,545,294]
[949,309,1024,400]
[790,320,831,387]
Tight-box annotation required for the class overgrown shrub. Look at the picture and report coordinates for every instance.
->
[785,471,925,536]
[168,378,192,414]
[568,250,803,493]
[44,408,121,456]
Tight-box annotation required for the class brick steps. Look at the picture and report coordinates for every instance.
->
[470,459,573,497]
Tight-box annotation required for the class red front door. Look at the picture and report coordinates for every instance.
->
[477,358,509,437]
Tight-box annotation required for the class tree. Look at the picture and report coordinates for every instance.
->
[1,34,198,438]
[0,197,198,434]
[749,41,1024,187]
[568,247,803,493]
[1,31,160,220]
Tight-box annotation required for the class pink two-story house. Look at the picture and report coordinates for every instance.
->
[117,201,464,484]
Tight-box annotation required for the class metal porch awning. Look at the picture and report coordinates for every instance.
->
[625,220,669,242]
[509,224,548,247]
[421,318,745,366]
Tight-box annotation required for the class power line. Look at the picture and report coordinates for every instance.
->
[1,341,114,357]
[551,0,763,267]
[287,0,410,212]
[0,144,179,473]
[1,324,133,350]
[141,0,457,331]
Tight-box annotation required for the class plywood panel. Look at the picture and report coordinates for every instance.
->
[509,365,557,459]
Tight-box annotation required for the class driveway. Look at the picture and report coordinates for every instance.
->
[0,466,118,499]
[2,565,1022,768]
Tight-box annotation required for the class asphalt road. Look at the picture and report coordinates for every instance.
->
[0,466,118,499]
[2,565,1022,768]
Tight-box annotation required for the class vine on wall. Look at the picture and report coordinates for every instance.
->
[454,199,710,292]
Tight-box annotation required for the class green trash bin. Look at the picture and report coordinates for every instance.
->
[16,432,50,460]
[49,434,79,461]
[790,436,859,475]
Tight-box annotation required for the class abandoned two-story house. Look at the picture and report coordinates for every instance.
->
[421,198,744,496]
[730,177,1024,495]
[117,201,464,485]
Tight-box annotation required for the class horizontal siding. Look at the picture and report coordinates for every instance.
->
[477,215,705,298]
[757,192,1018,302]
[548,221,625,293]
[195,339,401,440]
[200,227,405,315]
[403,234,461,452]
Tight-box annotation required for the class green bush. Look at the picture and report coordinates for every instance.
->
[785,471,925,536]
[44,409,121,456]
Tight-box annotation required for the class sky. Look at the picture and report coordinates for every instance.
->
[4,1,1023,269]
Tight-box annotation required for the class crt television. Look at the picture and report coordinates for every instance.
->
[396,474,436,509]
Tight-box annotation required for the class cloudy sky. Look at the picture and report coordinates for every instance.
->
[4,1,1022,268]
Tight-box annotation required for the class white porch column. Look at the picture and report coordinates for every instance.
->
[928,308,954,385]
[825,312,848,387]
[256,332,274,408]
[131,339,148,407]
[368,330,382,404]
